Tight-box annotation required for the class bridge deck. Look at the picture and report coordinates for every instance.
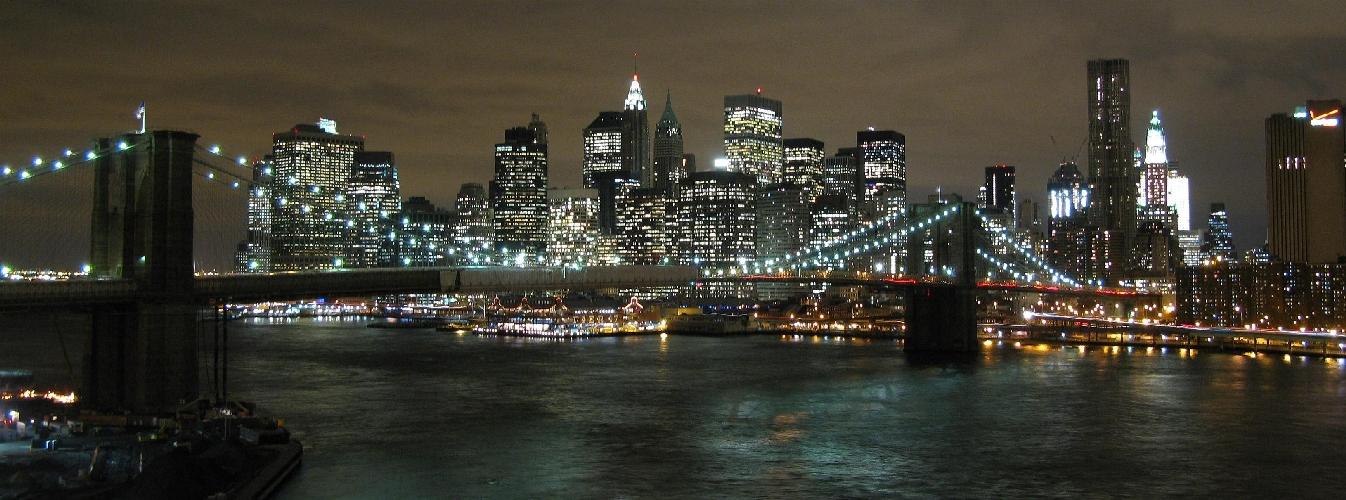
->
[0,265,699,309]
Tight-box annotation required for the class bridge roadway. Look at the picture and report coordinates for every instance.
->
[726,275,1160,301]
[0,265,700,310]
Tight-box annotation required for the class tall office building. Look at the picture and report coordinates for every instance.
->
[582,111,626,188]
[675,171,757,266]
[528,112,548,147]
[491,124,548,256]
[1047,162,1091,282]
[981,164,1016,227]
[1204,203,1236,261]
[344,151,401,268]
[1139,111,1170,207]
[822,152,861,210]
[616,188,672,265]
[453,183,492,253]
[723,91,783,185]
[235,157,274,272]
[1086,59,1137,284]
[755,184,811,261]
[393,197,453,267]
[623,73,651,186]
[1164,170,1190,230]
[783,138,825,201]
[1266,99,1346,263]
[809,195,854,249]
[269,121,364,271]
[547,188,601,267]
[858,129,907,220]
[652,91,685,195]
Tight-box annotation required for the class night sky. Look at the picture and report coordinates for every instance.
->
[2,1,1344,270]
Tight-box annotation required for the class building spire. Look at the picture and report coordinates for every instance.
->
[624,55,646,111]
[1144,108,1168,165]
[658,89,679,128]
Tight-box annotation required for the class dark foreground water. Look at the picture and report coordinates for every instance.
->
[212,319,1346,498]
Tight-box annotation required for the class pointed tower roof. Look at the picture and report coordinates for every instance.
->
[657,90,679,128]
[624,73,646,111]
[1144,109,1168,165]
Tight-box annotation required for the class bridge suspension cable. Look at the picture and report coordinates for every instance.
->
[0,138,149,189]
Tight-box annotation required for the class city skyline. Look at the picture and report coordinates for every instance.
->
[2,2,1346,269]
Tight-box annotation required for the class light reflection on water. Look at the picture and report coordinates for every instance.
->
[215,320,1346,498]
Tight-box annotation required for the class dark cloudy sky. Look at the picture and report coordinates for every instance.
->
[1,1,1344,270]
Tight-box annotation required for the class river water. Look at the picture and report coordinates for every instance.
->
[209,318,1346,498]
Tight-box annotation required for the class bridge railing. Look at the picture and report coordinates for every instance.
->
[0,279,137,308]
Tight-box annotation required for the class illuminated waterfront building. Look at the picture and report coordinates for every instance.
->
[269,121,364,271]
[1178,261,1346,330]
[723,92,783,185]
[857,129,906,221]
[1086,59,1138,284]
[547,188,601,267]
[344,151,401,268]
[652,91,685,195]
[1266,99,1346,263]
[491,123,549,256]
[616,188,671,265]
[582,111,626,189]
[783,138,825,202]
[453,183,492,253]
[755,184,811,261]
[235,157,274,272]
[1047,162,1091,282]
[675,171,757,266]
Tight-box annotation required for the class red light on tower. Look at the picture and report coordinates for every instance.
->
[756,86,763,95]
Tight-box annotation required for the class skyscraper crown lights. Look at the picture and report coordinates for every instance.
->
[624,74,646,111]
[1144,109,1167,165]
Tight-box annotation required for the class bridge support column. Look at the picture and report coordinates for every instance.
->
[84,130,200,413]
[904,286,979,352]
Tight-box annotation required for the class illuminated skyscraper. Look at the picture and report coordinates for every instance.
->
[616,188,671,265]
[235,157,274,272]
[1266,99,1346,263]
[822,152,861,212]
[491,124,548,256]
[392,197,453,267]
[981,164,1016,228]
[676,171,757,266]
[453,183,492,253]
[809,195,854,249]
[857,129,906,220]
[1086,59,1137,284]
[652,91,685,195]
[582,111,626,188]
[269,121,364,271]
[723,91,783,184]
[344,151,401,268]
[1203,203,1235,261]
[623,73,651,186]
[1047,162,1091,281]
[755,184,811,261]
[1162,171,1189,230]
[547,188,601,267]
[783,138,825,202]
